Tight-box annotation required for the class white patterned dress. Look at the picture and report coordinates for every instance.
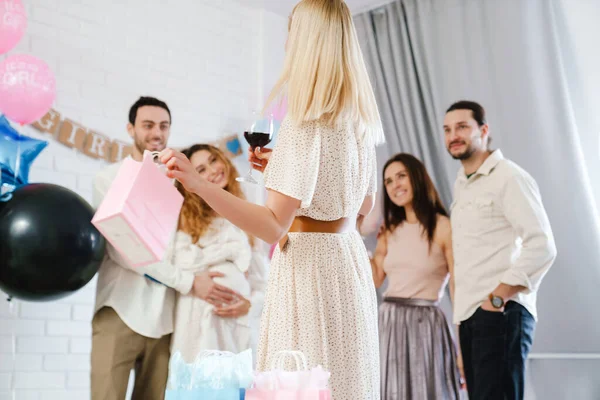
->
[258,117,380,400]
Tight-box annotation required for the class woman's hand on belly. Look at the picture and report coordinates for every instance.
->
[191,271,240,307]
[213,295,251,318]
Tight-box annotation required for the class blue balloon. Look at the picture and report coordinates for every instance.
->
[0,114,48,200]
[1,165,24,185]
[1,164,20,201]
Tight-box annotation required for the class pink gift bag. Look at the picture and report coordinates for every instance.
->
[92,151,184,267]
[245,351,331,400]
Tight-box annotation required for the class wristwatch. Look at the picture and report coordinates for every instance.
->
[489,293,505,309]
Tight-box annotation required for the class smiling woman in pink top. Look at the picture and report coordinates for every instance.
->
[370,153,463,400]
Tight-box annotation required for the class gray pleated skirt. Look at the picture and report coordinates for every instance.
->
[379,297,461,400]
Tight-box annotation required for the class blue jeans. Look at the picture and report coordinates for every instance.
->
[459,301,536,400]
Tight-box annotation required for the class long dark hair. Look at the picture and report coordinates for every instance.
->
[382,153,447,247]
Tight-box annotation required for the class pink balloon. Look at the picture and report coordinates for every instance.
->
[0,0,27,55]
[0,54,56,125]
[272,97,287,121]
[265,96,287,121]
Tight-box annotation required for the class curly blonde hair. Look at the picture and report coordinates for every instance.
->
[177,144,253,246]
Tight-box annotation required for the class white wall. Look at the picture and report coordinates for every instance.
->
[524,2,600,399]
[258,10,287,102]
[0,1,287,399]
[560,0,600,209]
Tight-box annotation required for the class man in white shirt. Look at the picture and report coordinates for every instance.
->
[443,101,557,400]
[90,96,239,400]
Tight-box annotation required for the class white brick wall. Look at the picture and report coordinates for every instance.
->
[19,304,70,321]
[14,373,65,390]
[0,355,43,373]
[17,338,69,355]
[0,338,12,354]
[68,339,91,355]
[0,1,286,398]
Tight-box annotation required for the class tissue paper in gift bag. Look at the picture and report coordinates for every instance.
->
[245,351,331,400]
[166,349,253,400]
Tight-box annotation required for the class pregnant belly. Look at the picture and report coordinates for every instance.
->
[210,261,251,298]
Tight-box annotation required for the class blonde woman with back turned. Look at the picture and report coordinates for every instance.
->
[159,1,384,398]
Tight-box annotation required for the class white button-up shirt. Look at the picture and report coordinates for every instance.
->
[451,150,557,324]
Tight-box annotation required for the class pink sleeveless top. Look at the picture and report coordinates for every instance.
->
[382,222,449,301]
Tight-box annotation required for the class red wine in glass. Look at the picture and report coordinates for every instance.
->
[237,112,275,185]
[244,131,272,149]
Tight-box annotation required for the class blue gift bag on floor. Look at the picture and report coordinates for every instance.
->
[165,349,253,400]
[165,388,241,400]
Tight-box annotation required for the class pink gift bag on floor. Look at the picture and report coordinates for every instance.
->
[92,151,184,267]
[245,351,331,400]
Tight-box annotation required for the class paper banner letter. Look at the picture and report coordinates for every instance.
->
[58,119,87,149]
[32,109,62,135]
[109,140,133,163]
[225,135,242,156]
[83,130,111,160]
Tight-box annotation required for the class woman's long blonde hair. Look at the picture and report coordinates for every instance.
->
[265,0,384,145]
[177,144,253,246]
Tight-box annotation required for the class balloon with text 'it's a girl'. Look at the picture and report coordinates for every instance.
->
[0,0,27,55]
[0,54,56,125]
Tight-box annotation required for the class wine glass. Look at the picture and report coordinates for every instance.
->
[236,111,274,185]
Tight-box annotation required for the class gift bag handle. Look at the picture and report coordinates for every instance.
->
[271,350,308,371]
[144,150,175,183]
[144,150,162,164]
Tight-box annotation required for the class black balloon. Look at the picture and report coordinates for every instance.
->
[0,183,105,301]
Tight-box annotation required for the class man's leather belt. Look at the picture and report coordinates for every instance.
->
[278,216,357,250]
